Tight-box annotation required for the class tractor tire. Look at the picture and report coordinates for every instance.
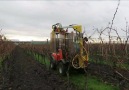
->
[50,61,56,70]
[58,62,67,76]
[50,58,56,70]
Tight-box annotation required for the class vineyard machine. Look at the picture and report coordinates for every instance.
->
[50,23,88,75]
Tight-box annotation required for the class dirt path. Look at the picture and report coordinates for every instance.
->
[1,47,74,90]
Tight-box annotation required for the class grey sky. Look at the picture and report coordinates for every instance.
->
[0,0,129,41]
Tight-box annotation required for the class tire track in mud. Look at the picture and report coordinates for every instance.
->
[1,46,75,90]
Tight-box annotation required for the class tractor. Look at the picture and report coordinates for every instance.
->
[49,23,88,75]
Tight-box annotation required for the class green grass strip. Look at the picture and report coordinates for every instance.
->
[32,53,50,69]
[70,74,119,90]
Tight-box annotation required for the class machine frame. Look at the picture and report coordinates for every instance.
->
[50,23,88,75]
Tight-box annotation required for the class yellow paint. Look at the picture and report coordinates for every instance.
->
[73,25,82,33]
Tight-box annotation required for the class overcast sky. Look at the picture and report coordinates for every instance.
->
[0,0,129,41]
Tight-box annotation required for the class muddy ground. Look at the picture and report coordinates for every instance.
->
[0,47,75,90]
[88,62,129,90]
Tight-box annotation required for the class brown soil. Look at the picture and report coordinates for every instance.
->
[1,46,75,90]
[88,62,129,90]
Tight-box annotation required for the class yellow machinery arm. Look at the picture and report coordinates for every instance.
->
[73,25,82,33]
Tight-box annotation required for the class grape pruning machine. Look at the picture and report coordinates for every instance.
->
[50,23,88,75]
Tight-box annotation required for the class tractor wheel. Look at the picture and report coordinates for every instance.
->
[50,61,56,70]
[58,62,67,76]
[50,59,56,70]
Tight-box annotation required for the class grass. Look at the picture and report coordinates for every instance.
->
[28,51,50,69]
[70,74,119,90]
[116,63,129,70]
